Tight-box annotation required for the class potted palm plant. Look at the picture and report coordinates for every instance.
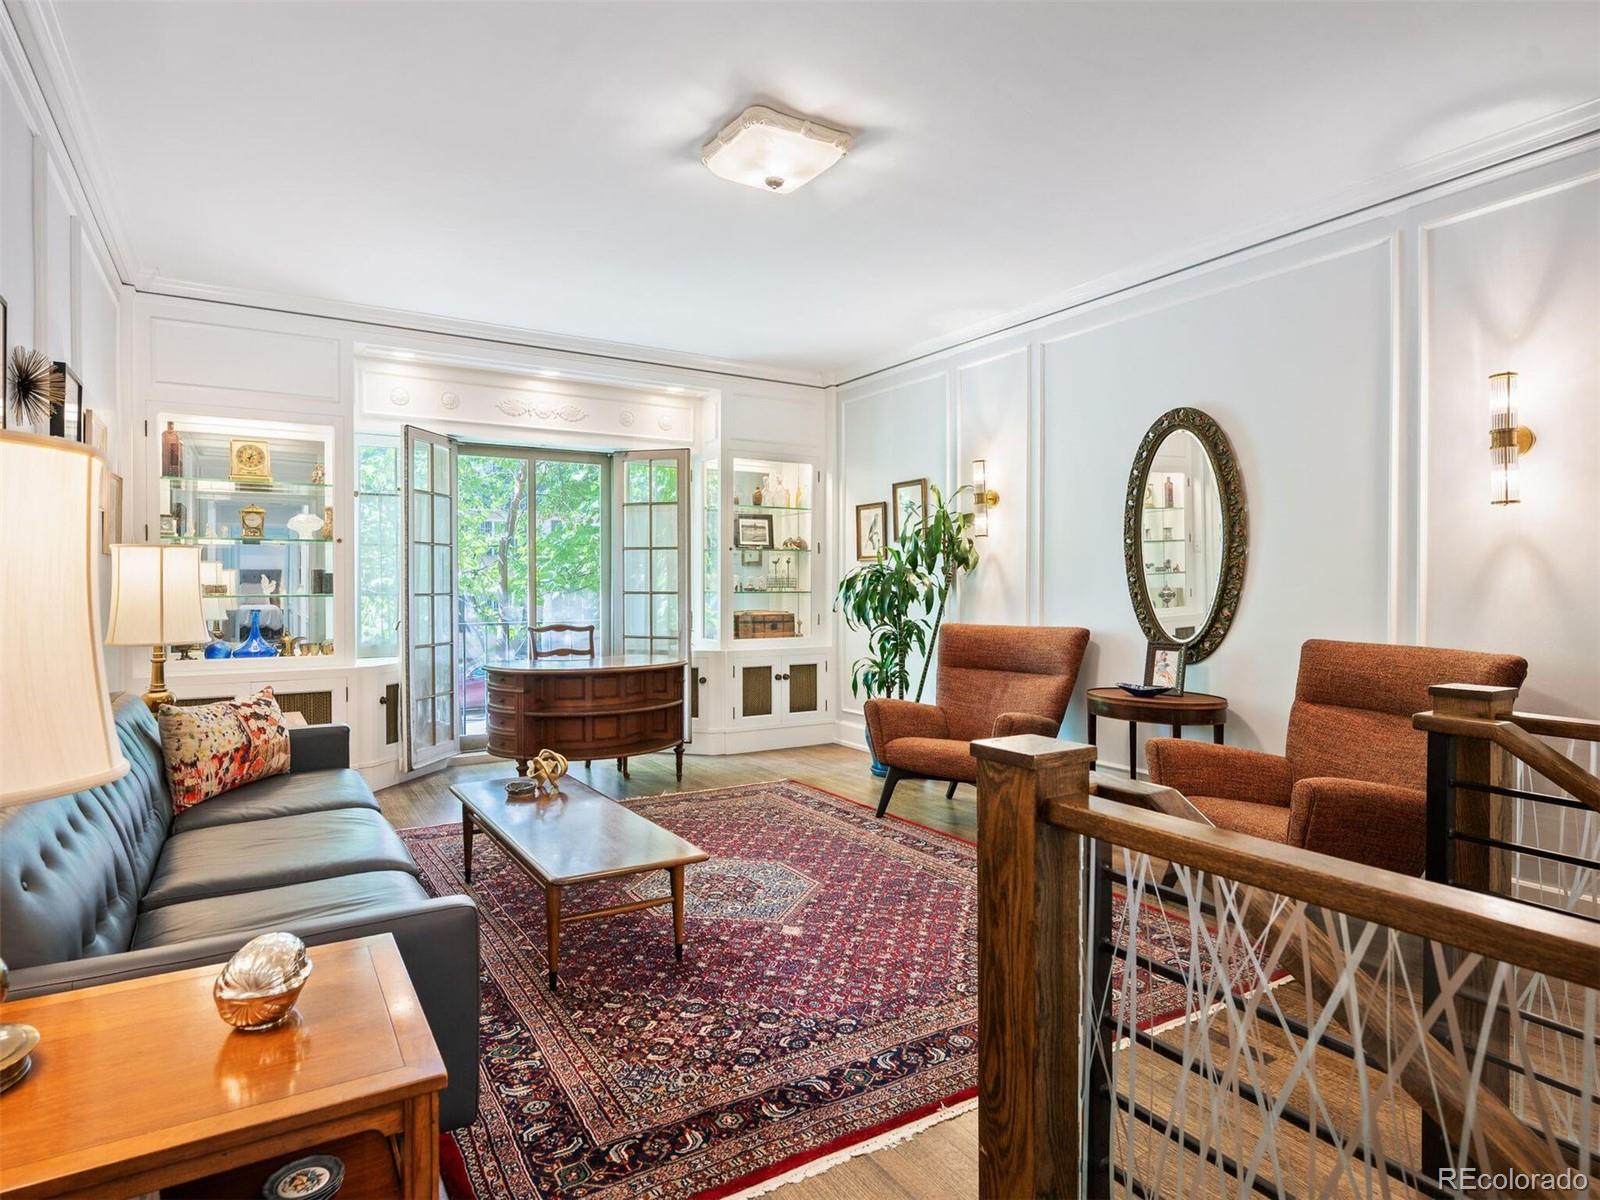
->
[835,484,979,774]
[835,539,935,776]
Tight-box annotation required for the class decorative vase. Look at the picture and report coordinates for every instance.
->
[161,421,183,477]
[286,506,323,540]
[233,610,279,658]
[204,627,234,659]
[752,479,765,506]
[1163,476,1174,507]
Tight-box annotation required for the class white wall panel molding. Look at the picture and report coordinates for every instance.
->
[148,316,341,405]
[833,122,1600,386]
[0,3,124,297]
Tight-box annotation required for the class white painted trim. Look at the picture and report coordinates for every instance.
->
[30,133,45,346]
[831,117,1600,385]
[1384,231,1403,645]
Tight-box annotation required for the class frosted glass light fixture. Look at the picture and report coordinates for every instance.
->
[1488,371,1535,506]
[702,104,852,194]
[972,460,1000,537]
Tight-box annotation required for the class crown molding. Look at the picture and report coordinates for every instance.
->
[830,99,1600,387]
[139,272,829,389]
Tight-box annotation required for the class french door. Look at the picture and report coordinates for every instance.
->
[403,433,687,768]
[401,426,459,772]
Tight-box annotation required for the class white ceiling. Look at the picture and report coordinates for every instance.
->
[42,1,1600,376]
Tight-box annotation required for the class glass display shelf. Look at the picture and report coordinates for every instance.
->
[732,589,812,596]
[161,536,334,546]
[738,547,811,555]
[1142,504,1184,512]
[1142,570,1187,578]
[162,476,331,494]
[733,504,812,513]
[209,593,334,600]
[1141,537,1186,545]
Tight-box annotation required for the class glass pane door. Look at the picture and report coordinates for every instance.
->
[533,457,604,639]
[456,451,530,745]
[401,426,459,771]
[616,451,689,658]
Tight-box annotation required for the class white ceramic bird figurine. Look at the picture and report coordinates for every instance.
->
[259,575,278,597]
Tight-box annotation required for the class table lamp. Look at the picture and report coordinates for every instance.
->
[0,430,130,1092]
[105,543,211,710]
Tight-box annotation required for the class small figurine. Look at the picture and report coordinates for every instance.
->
[310,463,326,485]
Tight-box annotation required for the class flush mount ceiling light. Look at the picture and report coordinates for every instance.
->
[701,104,852,194]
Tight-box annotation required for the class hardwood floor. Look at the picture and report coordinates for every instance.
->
[376,742,980,1200]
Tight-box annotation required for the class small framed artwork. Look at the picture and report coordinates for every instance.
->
[47,362,82,441]
[891,477,929,541]
[734,513,774,549]
[740,548,765,567]
[80,408,108,454]
[1145,640,1187,695]
[100,472,122,556]
[856,501,889,561]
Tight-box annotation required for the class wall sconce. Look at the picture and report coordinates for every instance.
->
[972,459,999,537]
[1488,371,1535,506]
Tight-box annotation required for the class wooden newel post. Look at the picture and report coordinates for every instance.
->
[972,734,1096,1200]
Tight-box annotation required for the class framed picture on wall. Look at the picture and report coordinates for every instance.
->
[734,513,774,549]
[47,362,82,442]
[1144,639,1186,695]
[740,548,765,566]
[891,477,929,541]
[855,501,888,561]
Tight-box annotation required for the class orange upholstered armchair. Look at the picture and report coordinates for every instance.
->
[864,623,1090,818]
[1145,639,1527,875]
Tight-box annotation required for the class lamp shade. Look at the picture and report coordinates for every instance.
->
[105,544,211,647]
[0,431,129,806]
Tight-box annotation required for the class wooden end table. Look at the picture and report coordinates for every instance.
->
[1086,686,1228,776]
[453,775,708,990]
[0,934,444,1200]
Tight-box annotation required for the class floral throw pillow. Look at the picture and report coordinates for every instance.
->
[157,687,292,813]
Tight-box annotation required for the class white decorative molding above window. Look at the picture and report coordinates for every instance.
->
[354,363,696,445]
[496,398,587,423]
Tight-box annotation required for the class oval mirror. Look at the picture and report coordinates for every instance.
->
[1123,408,1247,663]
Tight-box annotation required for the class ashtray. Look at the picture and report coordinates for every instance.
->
[262,1154,344,1200]
[1116,682,1173,698]
[505,779,541,799]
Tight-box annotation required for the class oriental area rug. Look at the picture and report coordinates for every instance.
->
[401,780,1266,1200]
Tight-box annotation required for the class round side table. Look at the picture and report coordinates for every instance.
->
[1085,687,1229,775]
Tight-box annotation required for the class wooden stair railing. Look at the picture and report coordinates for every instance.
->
[973,733,1600,1200]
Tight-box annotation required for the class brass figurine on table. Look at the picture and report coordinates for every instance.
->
[506,749,569,800]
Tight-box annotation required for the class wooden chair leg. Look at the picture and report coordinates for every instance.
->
[875,767,904,819]
[946,780,958,800]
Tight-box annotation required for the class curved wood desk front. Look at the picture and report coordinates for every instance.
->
[486,655,687,780]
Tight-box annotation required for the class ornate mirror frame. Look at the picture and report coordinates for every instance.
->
[1122,407,1247,664]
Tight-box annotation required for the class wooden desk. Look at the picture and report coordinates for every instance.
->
[453,775,708,990]
[1085,686,1228,776]
[486,653,687,780]
[0,935,444,1200]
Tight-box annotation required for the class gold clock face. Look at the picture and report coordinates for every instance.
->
[230,440,271,481]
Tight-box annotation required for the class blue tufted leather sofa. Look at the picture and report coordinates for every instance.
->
[0,694,479,1131]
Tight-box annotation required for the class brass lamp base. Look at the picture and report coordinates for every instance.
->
[0,959,40,1093]
[142,644,173,711]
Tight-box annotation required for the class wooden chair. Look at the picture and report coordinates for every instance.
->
[530,623,596,659]
[530,624,603,769]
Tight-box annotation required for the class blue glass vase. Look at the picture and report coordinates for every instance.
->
[203,628,233,659]
[233,609,279,658]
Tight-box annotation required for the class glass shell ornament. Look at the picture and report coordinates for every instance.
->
[214,932,313,1030]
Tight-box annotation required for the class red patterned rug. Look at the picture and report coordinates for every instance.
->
[401,780,1264,1199]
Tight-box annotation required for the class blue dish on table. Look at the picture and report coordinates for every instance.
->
[1115,682,1172,698]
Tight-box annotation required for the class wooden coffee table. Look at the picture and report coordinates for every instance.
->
[0,934,443,1200]
[452,775,709,989]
